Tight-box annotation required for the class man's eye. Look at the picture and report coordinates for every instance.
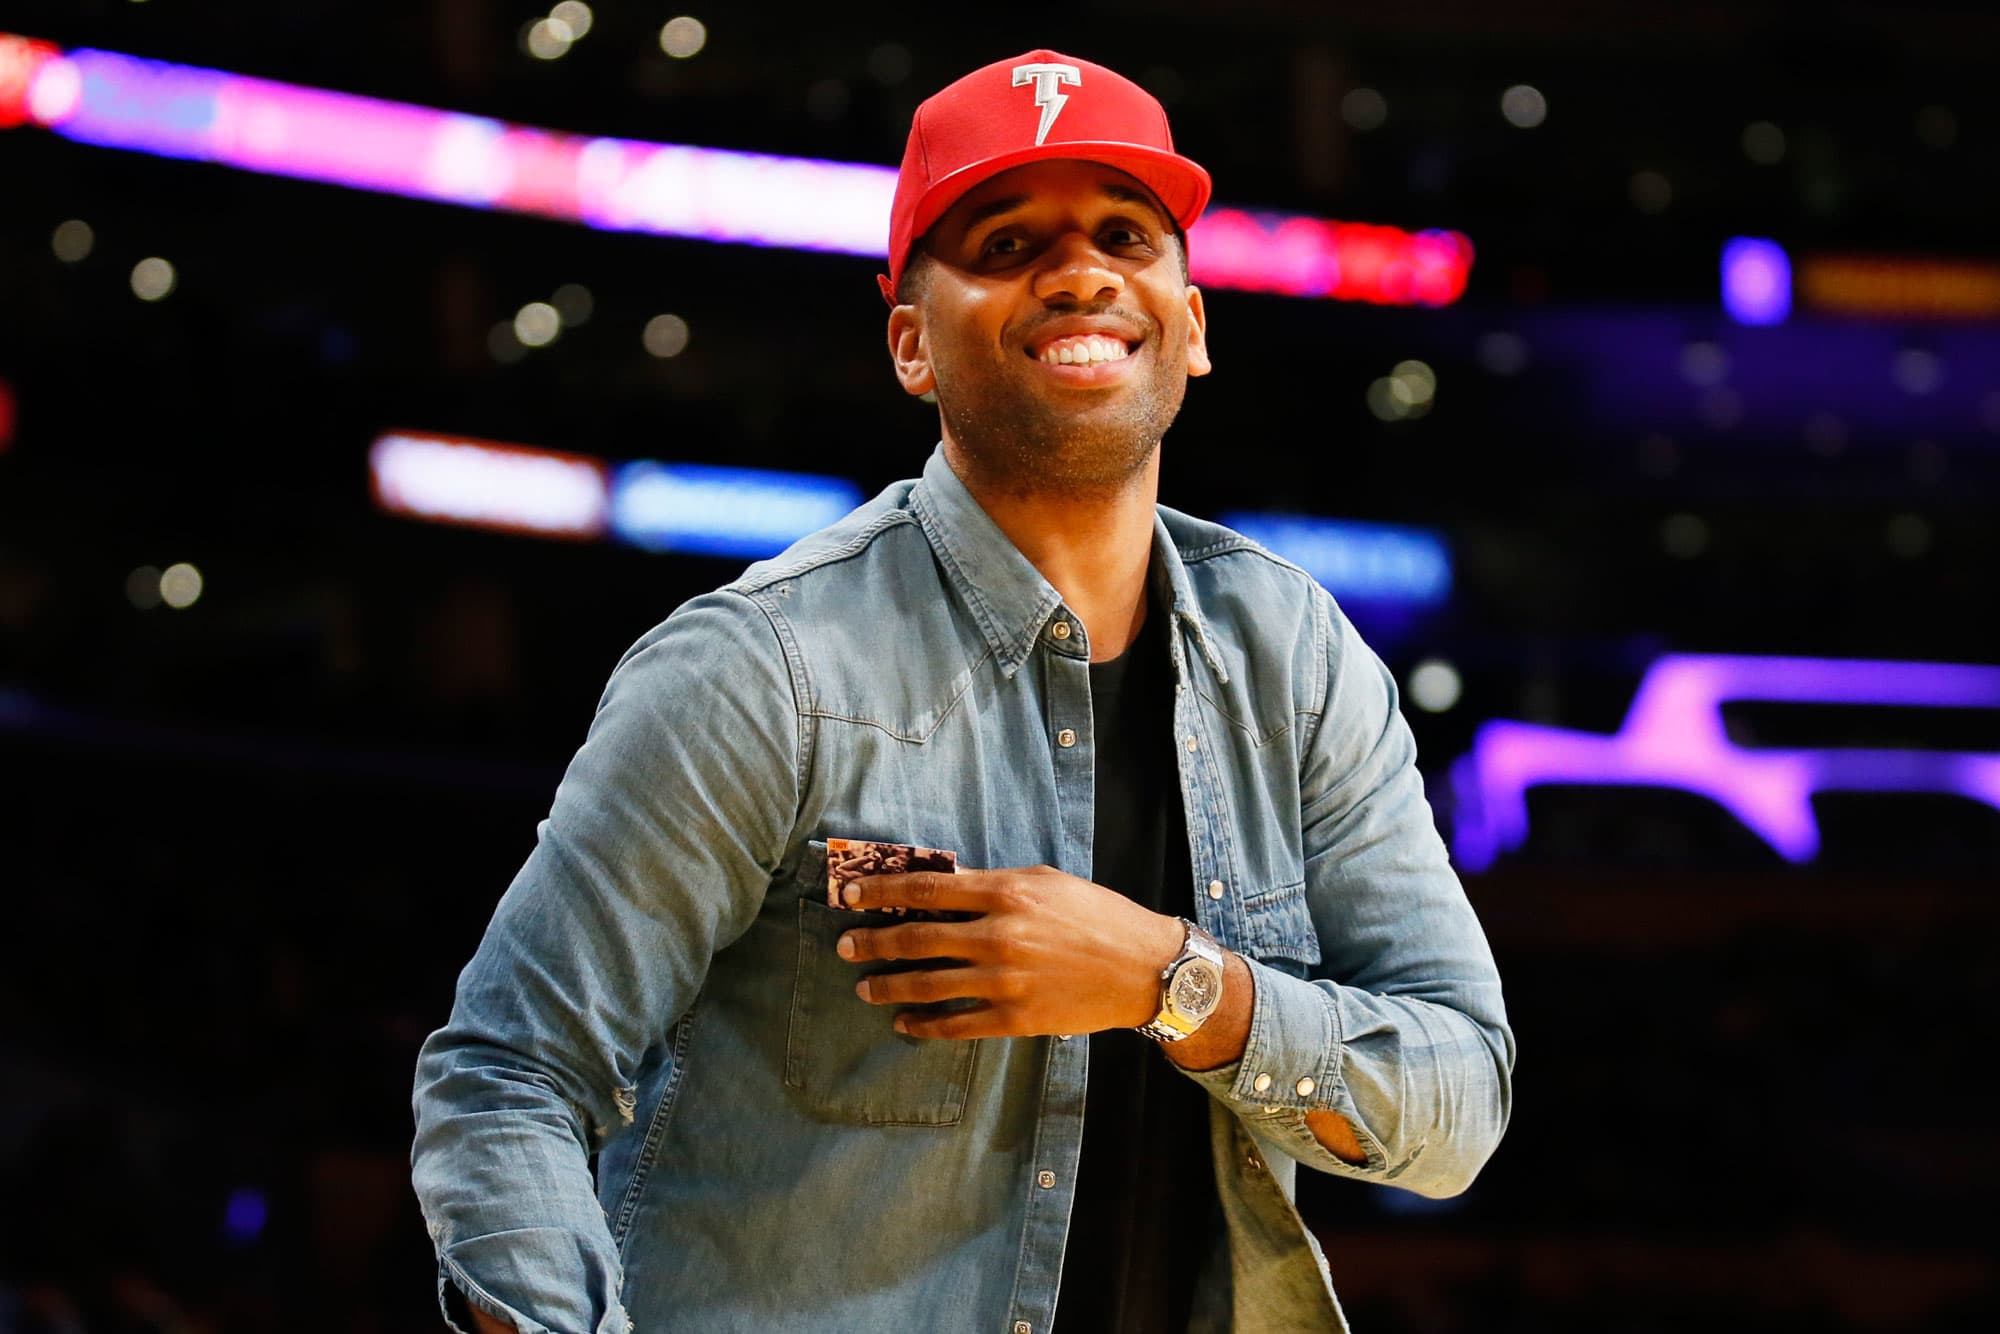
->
[1104,227,1148,247]
[984,235,1025,257]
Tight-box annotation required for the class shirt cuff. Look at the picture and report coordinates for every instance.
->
[1171,955,1389,1171]
[428,1225,633,1334]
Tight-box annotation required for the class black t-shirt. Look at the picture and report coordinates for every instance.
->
[1052,602,1217,1334]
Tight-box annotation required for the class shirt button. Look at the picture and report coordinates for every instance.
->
[1252,1072,1272,1094]
[1037,1170,1056,1188]
[1184,735,1198,752]
[1056,728,1077,748]
[1295,1076,1317,1098]
[1014,1322,1033,1334]
[1206,879,1225,900]
[1051,620,1072,640]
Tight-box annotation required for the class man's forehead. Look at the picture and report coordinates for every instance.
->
[939,161,1171,230]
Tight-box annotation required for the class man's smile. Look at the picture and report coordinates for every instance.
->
[1019,313,1147,384]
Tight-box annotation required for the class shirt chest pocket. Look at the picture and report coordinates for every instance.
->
[1237,881,1321,980]
[782,841,980,1127]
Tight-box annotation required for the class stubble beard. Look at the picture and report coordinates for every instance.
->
[934,338,1187,502]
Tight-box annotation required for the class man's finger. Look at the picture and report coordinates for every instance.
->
[837,918,980,963]
[892,1000,1009,1040]
[855,964,999,1006]
[838,869,999,913]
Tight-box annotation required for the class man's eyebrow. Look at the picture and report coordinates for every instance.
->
[1101,183,1168,220]
[959,194,1032,231]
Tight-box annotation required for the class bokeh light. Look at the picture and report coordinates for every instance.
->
[514,302,561,347]
[1500,84,1546,128]
[1678,342,1729,387]
[550,2,594,40]
[660,17,708,59]
[643,313,691,358]
[1408,659,1463,713]
[160,562,203,609]
[1475,331,1529,376]
[1891,348,1942,396]
[130,256,175,301]
[1341,87,1388,131]
[51,218,93,262]
[125,565,161,610]
[1884,513,1931,558]
[1742,120,1786,164]
[1629,169,1672,214]
[525,19,574,61]
[1660,513,1709,558]
[551,283,593,327]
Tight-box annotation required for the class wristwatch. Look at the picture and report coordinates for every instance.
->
[1136,918,1226,1042]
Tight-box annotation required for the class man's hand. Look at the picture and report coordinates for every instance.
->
[837,864,1368,1164]
[835,865,1184,1039]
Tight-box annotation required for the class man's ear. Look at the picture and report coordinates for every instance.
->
[1183,284,1211,378]
[887,302,936,397]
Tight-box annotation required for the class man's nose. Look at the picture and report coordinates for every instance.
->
[1031,232,1124,304]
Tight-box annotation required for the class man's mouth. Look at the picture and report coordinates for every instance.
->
[1028,334,1136,366]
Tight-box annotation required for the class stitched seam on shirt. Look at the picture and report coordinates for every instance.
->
[1194,683,1291,747]
[1298,592,1333,757]
[731,510,919,593]
[739,588,817,802]
[801,654,994,744]
[609,1002,701,1250]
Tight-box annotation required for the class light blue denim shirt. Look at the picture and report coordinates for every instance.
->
[411,445,1514,1334]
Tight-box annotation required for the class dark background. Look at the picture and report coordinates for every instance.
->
[3,2,1996,1331]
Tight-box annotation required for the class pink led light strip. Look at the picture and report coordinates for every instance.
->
[1448,654,2000,870]
[0,32,1472,304]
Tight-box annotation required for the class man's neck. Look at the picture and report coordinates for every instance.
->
[942,441,1160,662]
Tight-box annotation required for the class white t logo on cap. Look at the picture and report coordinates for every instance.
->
[1011,62,1082,146]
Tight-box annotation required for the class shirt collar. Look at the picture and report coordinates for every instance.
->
[909,443,1229,684]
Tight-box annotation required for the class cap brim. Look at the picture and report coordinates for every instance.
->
[908,141,1213,248]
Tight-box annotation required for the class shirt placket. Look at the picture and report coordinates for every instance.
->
[1003,608,1096,1334]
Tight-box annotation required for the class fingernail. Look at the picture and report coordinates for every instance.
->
[836,933,855,959]
[842,884,861,906]
[855,979,871,1002]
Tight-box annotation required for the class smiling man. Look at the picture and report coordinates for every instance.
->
[413,49,1513,1334]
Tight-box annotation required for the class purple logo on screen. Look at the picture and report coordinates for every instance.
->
[1447,654,2000,870]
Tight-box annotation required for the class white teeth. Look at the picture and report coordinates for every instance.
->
[1041,336,1131,365]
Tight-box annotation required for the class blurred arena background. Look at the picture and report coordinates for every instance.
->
[3,2,1996,1330]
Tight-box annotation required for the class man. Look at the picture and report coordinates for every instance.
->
[412,49,1513,1334]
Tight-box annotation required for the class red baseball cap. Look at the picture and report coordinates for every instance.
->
[879,49,1212,304]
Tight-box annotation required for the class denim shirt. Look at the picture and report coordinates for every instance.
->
[411,445,1515,1334]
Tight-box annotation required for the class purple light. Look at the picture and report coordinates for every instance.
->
[575,138,894,254]
[1722,237,1792,326]
[2,31,1470,303]
[222,1186,267,1244]
[1449,654,2000,870]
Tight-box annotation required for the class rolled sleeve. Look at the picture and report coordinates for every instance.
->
[429,1229,632,1334]
[1187,587,1515,1197]
[1176,957,1392,1177]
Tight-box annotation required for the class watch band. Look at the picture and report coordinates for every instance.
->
[1136,918,1226,1042]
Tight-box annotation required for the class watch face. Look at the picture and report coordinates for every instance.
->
[1170,959,1223,1019]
